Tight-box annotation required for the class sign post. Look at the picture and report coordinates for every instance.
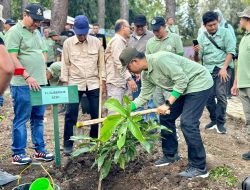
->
[30,85,78,168]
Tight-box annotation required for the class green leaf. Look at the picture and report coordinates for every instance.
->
[104,98,127,116]
[100,115,125,142]
[98,151,109,171]
[141,141,152,153]
[114,150,121,163]
[123,95,131,106]
[160,125,172,133]
[118,155,125,169]
[71,147,90,157]
[127,118,146,143]
[117,124,127,149]
[132,115,143,122]
[70,135,94,141]
[100,159,112,181]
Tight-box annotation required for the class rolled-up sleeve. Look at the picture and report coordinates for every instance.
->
[224,30,236,56]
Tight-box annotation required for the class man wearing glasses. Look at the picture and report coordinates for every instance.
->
[61,15,106,155]
[5,3,54,165]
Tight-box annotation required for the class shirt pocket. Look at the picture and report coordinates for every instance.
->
[70,52,81,62]
[88,49,99,64]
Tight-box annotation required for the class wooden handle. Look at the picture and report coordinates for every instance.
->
[77,108,170,127]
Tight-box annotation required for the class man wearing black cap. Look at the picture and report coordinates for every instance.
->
[128,14,154,119]
[61,15,106,155]
[119,47,213,178]
[5,3,54,165]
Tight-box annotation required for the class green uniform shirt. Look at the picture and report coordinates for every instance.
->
[48,61,62,86]
[167,25,180,35]
[237,33,250,88]
[197,27,236,73]
[5,21,47,86]
[145,32,184,55]
[43,36,55,63]
[133,51,213,108]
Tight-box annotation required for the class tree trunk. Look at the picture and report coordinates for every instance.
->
[165,0,176,19]
[51,0,68,34]
[120,0,129,20]
[0,0,11,19]
[21,0,28,12]
[98,0,105,28]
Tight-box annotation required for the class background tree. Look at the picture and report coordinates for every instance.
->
[98,0,105,28]
[51,0,68,34]
[120,0,129,20]
[21,0,28,12]
[165,0,176,19]
[0,0,11,19]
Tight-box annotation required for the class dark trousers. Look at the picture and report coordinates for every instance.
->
[160,87,212,169]
[206,66,230,125]
[64,89,99,147]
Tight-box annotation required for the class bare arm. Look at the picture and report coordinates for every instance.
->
[0,45,14,95]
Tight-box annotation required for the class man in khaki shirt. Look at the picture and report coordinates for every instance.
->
[61,15,105,155]
[105,19,137,106]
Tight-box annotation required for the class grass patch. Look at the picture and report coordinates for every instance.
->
[209,166,239,187]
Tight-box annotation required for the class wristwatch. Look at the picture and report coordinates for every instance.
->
[165,100,172,107]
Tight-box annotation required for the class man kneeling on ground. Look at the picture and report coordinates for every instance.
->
[119,47,213,178]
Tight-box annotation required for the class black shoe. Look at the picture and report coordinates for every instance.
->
[216,124,227,134]
[155,154,180,167]
[179,166,209,178]
[64,146,73,156]
[205,121,217,130]
[242,151,250,160]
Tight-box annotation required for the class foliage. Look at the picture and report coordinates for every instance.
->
[71,96,169,182]
[209,166,240,187]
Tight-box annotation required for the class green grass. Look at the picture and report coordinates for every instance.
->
[209,166,239,187]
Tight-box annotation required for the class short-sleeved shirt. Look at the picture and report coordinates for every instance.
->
[133,51,213,108]
[5,21,47,86]
[197,27,236,73]
[48,61,62,86]
[237,33,250,88]
[128,30,154,52]
[146,32,184,55]
[43,37,55,63]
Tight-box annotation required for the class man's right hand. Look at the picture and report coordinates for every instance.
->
[193,45,200,55]
[128,79,137,92]
[26,76,41,91]
[231,84,238,96]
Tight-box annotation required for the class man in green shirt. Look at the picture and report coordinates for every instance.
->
[231,6,250,160]
[166,17,180,35]
[5,3,54,165]
[120,47,213,178]
[43,27,55,67]
[194,11,236,134]
[146,16,184,108]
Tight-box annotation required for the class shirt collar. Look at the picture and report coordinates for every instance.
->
[131,30,148,39]
[154,31,171,41]
[115,33,127,43]
[207,27,222,37]
[73,35,89,44]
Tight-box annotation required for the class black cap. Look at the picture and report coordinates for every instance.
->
[134,15,147,26]
[5,19,16,25]
[151,16,165,30]
[25,3,44,21]
[119,47,140,74]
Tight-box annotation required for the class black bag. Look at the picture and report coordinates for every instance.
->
[242,176,250,190]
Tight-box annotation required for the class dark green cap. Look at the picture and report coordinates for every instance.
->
[48,30,58,37]
[119,47,139,73]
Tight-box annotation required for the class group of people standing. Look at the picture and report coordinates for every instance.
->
[0,2,250,180]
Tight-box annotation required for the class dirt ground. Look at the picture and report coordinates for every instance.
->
[0,92,250,190]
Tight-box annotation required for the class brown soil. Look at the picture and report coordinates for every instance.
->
[0,91,249,190]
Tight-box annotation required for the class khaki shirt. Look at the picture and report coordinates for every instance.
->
[105,34,131,88]
[61,35,105,91]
